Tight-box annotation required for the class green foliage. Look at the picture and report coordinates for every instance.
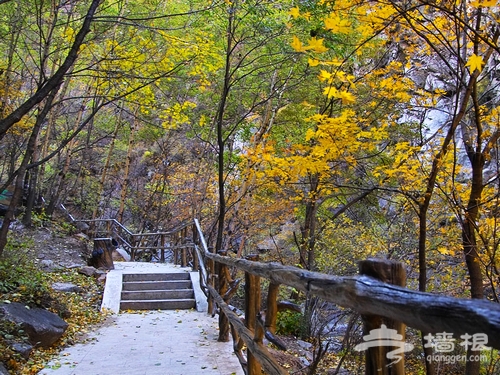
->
[275,310,303,336]
[29,211,50,229]
[0,245,50,307]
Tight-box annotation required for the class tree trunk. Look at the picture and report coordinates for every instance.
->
[89,238,116,270]
[214,2,235,253]
[0,89,58,255]
[462,148,485,375]
[117,121,136,223]
[92,106,122,220]
[299,174,319,271]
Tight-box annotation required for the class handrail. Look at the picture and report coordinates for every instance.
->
[204,251,500,349]
[77,218,195,263]
[193,219,209,293]
[72,215,500,374]
[192,218,500,375]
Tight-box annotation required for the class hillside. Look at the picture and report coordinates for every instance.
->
[0,221,108,375]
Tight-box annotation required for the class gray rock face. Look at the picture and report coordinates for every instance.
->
[0,302,68,348]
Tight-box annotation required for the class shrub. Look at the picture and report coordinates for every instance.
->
[276,310,303,336]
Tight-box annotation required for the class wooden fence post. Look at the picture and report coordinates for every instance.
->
[245,254,262,375]
[160,234,165,263]
[217,250,230,342]
[192,224,199,270]
[130,235,137,261]
[265,282,280,334]
[90,238,116,270]
[207,246,215,315]
[174,232,179,265]
[359,259,406,375]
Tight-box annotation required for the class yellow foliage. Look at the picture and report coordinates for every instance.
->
[291,36,307,52]
[324,13,351,34]
[306,37,328,53]
[465,53,485,73]
[160,101,197,129]
[289,6,300,19]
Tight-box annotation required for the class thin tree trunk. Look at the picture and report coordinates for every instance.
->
[299,174,319,271]
[92,115,122,220]
[117,120,136,223]
[0,89,58,255]
[214,2,236,253]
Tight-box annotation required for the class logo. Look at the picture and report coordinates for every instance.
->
[354,324,414,366]
[355,325,491,366]
[423,332,490,364]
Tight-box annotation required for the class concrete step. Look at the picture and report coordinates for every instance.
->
[119,272,196,311]
[120,298,196,310]
[122,280,192,291]
[121,289,194,300]
[122,273,190,282]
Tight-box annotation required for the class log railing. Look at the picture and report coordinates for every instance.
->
[75,216,500,374]
[190,219,500,375]
[77,218,196,265]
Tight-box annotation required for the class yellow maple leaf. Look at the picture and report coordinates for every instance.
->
[323,86,338,98]
[308,58,320,66]
[307,37,328,53]
[465,53,485,73]
[318,70,332,82]
[289,6,300,19]
[337,90,356,104]
[291,36,306,52]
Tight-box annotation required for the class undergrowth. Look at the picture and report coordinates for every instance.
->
[0,232,108,375]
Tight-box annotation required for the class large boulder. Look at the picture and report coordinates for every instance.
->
[0,302,68,348]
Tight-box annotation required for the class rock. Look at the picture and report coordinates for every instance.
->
[40,259,55,270]
[297,339,313,350]
[96,273,107,284]
[0,362,9,375]
[78,265,97,276]
[299,357,310,366]
[74,232,89,240]
[51,282,82,293]
[0,302,68,348]
[75,221,90,232]
[93,269,107,284]
[10,342,33,359]
[66,263,85,269]
[113,247,130,261]
[327,369,352,375]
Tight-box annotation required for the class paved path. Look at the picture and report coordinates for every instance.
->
[38,309,244,375]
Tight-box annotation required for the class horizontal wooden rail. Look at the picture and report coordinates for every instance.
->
[204,252,500,350]
[77,218,196,263]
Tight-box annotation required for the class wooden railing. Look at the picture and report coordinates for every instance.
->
[189,219,500,375]
[77,218,197,266]
[75,215,500,374]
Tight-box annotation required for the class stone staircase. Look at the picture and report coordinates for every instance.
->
[120,272,196,311]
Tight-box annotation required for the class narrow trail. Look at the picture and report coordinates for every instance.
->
[38,309,243,375]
